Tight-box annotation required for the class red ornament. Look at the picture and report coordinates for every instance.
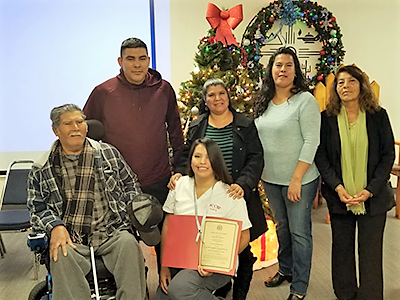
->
[317,74,324,81]
[269,17,275,22]
[331,17,336,22]
[320,50,326,55]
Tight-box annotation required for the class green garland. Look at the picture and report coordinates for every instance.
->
[241,0,345,86]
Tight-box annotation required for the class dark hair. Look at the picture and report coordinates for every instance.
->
[120,37,148,57]
[187,138,233,184]
[50,104,85,129]
[253,47,310,118]
[199,78,234,114]
[325,65,380,116]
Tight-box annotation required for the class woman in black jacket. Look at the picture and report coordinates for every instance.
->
[315,65,395,300]
[169,78,267,300]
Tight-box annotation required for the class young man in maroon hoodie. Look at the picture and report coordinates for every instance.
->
[83,37,183,273]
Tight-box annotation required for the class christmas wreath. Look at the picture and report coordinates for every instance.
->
[241,0,345,86]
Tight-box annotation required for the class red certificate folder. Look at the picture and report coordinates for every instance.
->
[161,214,242,276]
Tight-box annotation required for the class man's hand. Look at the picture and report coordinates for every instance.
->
[160,266,171,294]
[50,225,76,262]
[227,183,244,200]
[167,173,182,190]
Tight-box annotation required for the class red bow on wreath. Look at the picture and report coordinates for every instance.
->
[206,3,243,46]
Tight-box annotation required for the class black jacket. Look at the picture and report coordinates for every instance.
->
[176,111,267,241]
[315,108,395,216]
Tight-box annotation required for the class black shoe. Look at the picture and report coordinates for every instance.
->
[287,294,305,300]
[264,272,292,287]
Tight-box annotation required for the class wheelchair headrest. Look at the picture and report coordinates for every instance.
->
[127,193,163,246]
[86,119,104,141]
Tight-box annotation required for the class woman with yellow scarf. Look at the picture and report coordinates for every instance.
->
[315,65,395,300]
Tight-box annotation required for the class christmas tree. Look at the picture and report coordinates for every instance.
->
[177,28,259,127]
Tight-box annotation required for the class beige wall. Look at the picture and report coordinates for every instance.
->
[170,0,400,140]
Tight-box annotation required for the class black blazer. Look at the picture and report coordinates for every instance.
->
[315,108,395,216]
[176,111,267,241]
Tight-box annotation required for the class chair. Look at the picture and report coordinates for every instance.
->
[390,141,400,219]
[0,160,34,258]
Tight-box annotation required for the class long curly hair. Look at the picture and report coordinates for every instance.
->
[325,65,380,116]
[253,47,310,118]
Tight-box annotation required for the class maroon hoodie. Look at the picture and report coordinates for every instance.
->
[83,68,183,187]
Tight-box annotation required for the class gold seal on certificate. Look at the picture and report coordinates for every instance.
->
[199,218,242,275]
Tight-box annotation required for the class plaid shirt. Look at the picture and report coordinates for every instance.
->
[62,153,111,247]
[27,138,141,237]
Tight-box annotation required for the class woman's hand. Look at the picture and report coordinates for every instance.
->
[346,189,371,207]
[198,266,213,277]
[227,183,244,199]
[168,173,182,190]
[288,179,301,202]
[160,266,172,294]
[335,185,354,205]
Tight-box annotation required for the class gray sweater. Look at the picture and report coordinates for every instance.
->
[255,91,320,185]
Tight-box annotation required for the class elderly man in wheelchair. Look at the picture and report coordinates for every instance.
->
[27,104,160,300]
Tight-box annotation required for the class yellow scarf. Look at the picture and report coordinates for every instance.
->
[337,106,368,215]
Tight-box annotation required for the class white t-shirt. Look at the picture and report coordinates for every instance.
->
[163,176,252,231]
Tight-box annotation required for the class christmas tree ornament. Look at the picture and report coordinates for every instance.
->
[191,106,199,115]
[192,66,200,73]
[254,28,264,39]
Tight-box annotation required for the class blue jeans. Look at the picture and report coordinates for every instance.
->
[262,178,319,296]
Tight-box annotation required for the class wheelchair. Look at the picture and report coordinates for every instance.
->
[27,231,148,300]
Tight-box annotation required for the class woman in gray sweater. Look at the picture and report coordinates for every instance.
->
[254,47,320,300]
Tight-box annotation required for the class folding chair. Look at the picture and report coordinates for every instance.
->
[0,160,34,258]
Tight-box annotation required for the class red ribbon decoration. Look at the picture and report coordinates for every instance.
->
[206,3,243,46]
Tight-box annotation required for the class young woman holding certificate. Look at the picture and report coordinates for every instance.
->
[169,78,266,300]
[157,138,252,300]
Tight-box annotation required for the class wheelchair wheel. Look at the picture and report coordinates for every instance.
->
[28,280,48,300]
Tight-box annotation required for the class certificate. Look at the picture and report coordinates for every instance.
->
[199,218,241,275]
[162,215,242,276]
